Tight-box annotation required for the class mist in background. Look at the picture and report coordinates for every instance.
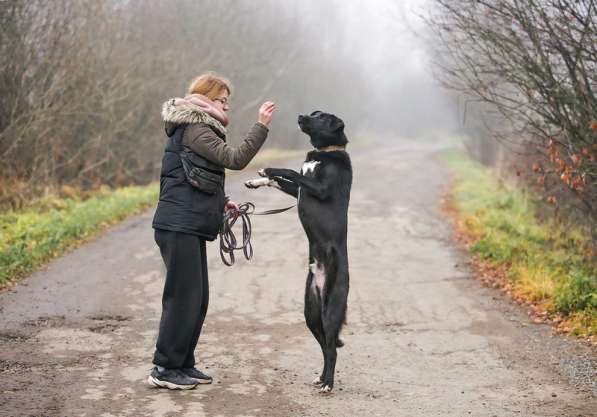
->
[217,0,459,144]
[0,0,458,206]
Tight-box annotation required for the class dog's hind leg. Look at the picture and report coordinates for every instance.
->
[319,248,348,394]
[304,270,327,386]
[320,286,348,394]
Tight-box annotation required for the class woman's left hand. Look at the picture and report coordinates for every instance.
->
[225,200,239,213]
[258,101,276,126]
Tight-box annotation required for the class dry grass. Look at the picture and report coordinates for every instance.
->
[441,150,596,343]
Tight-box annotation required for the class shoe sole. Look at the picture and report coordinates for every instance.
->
[147,375,198,390]
[192,378,213,385]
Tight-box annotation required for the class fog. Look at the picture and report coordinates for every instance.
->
[0,0,459,199]
[204,0,459,145]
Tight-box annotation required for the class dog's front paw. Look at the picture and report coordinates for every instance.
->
[258,169,267,177]
[312,376,322,386]
[262,168,276,178]
[263,168,286,178]
[244,178,272,189]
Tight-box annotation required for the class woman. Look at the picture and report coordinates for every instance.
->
[149,72,275,389]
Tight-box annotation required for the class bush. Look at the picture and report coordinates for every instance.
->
[443,150,596,335]
[556,272,597,315]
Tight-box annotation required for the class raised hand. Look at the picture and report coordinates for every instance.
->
[258,101,276,126]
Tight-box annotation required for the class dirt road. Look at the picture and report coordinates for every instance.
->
[1,141,595,417]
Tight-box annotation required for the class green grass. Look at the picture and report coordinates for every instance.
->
[0,183,159,285]
[0,147,308,287]
[442,150,596,336]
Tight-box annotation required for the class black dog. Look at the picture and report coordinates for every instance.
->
[245,111,352,393]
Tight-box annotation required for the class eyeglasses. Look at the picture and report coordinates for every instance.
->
[213,97,229,105]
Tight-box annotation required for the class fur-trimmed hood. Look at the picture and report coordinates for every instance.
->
[161,98,227,136]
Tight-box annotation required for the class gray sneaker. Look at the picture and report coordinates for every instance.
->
[147,367,199,390]
[181,367,213,384]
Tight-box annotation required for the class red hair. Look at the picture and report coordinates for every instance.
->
[187,72,232,100]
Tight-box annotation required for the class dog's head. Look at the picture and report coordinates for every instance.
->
[298,111,348,149]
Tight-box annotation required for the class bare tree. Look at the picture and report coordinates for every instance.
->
[426,0,597,242]
[1,0,438,208]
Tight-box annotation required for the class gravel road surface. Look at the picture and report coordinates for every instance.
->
[1,141,595,417]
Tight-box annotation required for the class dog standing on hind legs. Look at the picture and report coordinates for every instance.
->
[245,111,352,393]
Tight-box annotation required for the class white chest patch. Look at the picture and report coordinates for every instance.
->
[301,160,320,175]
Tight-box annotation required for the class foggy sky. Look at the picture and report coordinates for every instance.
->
[273,0,458,139]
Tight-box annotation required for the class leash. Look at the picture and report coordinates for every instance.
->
[219,202,296,266]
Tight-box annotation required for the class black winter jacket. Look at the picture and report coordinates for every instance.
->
[152,98,269,240]
[152,124,226,240]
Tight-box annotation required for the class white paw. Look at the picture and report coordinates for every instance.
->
[312,376,322,386]
[319,385,332,394]
[258,169,267,177]
[244,177,272,188]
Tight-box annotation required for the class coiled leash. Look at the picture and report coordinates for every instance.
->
[219,202,295,266]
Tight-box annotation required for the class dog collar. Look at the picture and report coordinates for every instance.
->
[316,145,346,152]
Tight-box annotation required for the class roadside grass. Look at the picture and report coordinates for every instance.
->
[441,150,597,339]
[0,183,159,287]
[0,146,310,288]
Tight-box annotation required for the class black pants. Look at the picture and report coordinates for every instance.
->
[153,229,209,369]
